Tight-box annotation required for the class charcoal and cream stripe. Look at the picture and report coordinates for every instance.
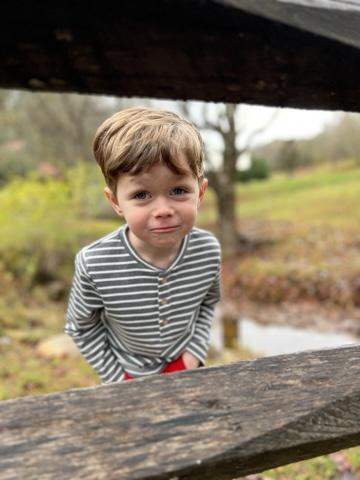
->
[65,225,221,383]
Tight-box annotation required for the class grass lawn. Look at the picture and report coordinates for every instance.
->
[236,165,360,229]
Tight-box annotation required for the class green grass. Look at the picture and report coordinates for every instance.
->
[198,163,360,229]
[236,164,360,229]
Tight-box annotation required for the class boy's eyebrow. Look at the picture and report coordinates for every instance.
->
[128,172,189,184]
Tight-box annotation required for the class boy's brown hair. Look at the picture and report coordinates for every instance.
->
[93,107,205,193]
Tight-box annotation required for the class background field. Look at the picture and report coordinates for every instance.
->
[1,160,360,478]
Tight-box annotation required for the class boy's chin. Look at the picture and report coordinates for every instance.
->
[149,234,183,248]
[130,230,181,248]
[149,230,189,249]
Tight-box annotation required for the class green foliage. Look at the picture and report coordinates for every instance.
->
[65,162,113,219]
[0,152,35,185]
[236,157,270,183]
[0,176,79,286]
[250,157,270,180]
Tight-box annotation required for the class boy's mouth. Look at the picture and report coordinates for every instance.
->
[151,225,180,233]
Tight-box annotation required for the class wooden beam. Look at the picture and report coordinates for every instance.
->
[220,0,360,50]
[1,345,360,479]
[2,1,360,110]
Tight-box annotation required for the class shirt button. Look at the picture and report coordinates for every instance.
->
[160,319,168,326]
[159,276,167,284]
[160,298,168,305]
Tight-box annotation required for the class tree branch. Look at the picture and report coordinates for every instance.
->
[243,109,279,150]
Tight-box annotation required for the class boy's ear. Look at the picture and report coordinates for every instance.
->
[198,178,208,207]
[104,186,123,217]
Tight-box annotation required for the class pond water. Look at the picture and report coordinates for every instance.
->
[238,317,359,356]
[210,309,359,356]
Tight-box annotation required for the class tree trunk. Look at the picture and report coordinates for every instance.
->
[215,104,240,256]
[215,172,239,256]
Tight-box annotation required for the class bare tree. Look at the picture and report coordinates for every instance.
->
[13,92,131,167]
[181,102,277,255]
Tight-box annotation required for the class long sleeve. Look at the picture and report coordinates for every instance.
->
[185,265,221,364]
[65,251,125,383]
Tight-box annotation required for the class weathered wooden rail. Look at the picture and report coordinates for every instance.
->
[1,344,360,479]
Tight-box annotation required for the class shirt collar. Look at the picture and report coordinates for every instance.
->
[119,224,189,273]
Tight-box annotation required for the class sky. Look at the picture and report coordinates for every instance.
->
[242,105,341,147]
[152,98,342,148]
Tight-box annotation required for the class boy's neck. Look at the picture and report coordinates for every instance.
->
[126,229,183,269]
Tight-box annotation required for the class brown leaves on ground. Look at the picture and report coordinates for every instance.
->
[222,220,360,329]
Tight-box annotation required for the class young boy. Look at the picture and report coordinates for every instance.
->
[65,107,221,383]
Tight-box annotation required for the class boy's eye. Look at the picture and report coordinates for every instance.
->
[171,187,187,196]
[133,191,150,200]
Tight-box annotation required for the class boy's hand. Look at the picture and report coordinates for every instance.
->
[182,351,200,369]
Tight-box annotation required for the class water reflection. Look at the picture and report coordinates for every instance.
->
[209,310,359,356]
[239,317,359,356]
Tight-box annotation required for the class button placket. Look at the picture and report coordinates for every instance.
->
[158,273,169,331]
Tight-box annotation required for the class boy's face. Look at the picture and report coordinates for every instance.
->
[104,156,207,258]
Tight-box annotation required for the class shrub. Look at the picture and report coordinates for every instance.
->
[65,162,113,219]
[0,176,79,287]
[236,157,270,183]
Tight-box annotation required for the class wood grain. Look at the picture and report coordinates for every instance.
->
[2,0,360,110]
[1,344,360,479]
[221,0,360,49]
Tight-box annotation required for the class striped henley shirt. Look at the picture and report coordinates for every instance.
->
[65,224,221,383]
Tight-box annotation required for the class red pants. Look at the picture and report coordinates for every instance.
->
[123,355,186,380]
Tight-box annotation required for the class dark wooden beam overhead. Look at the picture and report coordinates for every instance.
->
[1,0,360,110]
[221,0,360,51]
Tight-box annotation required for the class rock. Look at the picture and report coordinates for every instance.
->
[36,334,81,359]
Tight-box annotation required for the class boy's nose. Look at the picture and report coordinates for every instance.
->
[153,198,174,217]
